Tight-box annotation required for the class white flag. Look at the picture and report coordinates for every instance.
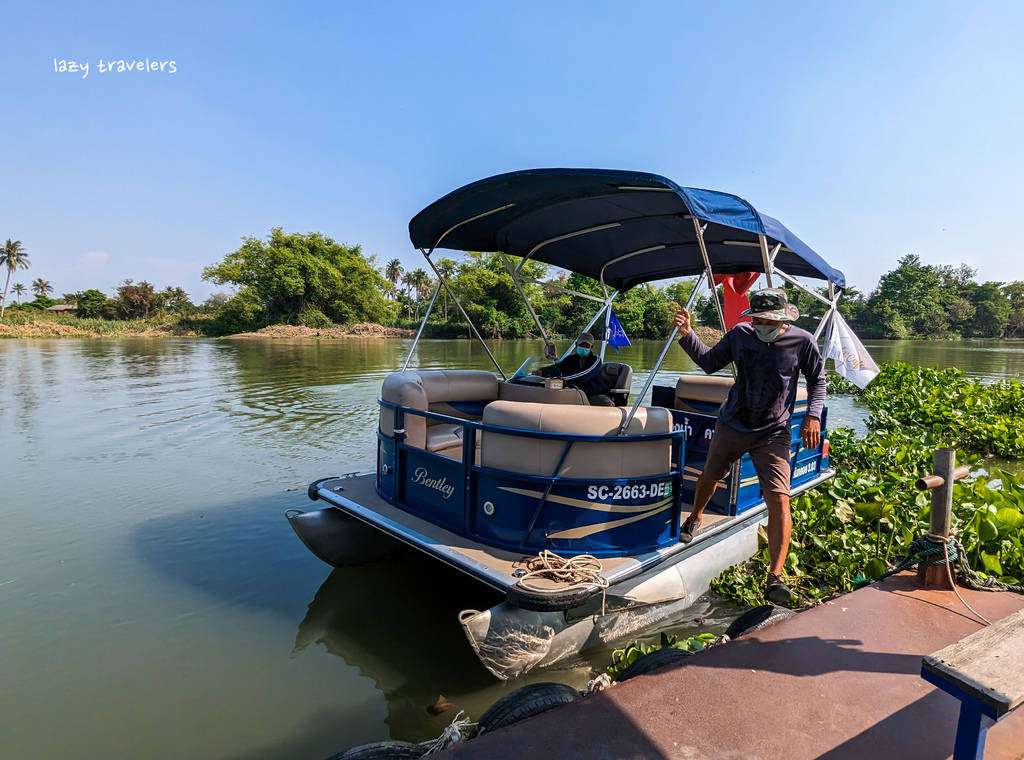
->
[824,312,879,389]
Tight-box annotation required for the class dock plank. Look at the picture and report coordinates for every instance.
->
[923,607,1024,713]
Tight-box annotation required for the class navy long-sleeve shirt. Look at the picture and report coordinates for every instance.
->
[678,323,825,435]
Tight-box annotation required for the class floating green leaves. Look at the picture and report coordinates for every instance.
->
[606,632,717,680]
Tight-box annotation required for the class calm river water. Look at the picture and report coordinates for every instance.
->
[1,337,1022,759]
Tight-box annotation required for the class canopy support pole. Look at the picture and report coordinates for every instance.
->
[499,252,551,348]
[520,277,608,303]
[694,220,730,339]
[600,300,613,361]
[559,293,617,362]
[813,283,842,341]
[772,267,834,307]
[402,281,442,371]
[419,249,507,380]
[617,275,704,435]
[759,235,775,288]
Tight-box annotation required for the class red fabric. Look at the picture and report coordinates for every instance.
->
[713,272,761,329]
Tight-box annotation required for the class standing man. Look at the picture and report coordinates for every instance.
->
[533,332,613,406]
[675,288,825,604]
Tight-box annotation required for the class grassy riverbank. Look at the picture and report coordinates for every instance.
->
[712,363,1024,608]
[0,313,419,339]
[0,314,205,338]
[0,313,723,343]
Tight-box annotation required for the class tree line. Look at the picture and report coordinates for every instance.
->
[4,229,1023,340]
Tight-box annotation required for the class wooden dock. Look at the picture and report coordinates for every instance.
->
[442,573,1024,760]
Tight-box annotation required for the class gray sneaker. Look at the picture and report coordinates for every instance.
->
[764,573,793,604]
[680,515,702,544]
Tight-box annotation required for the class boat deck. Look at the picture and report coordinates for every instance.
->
[312,474,743,592]
[440,573,1024,760]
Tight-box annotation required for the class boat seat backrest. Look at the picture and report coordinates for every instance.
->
[380,370,499,449]
[674,374,807,416]
[601,362,633,405]
[481,401,672,479]
[497,382,589,405]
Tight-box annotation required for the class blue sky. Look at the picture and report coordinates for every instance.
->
[2,1,1023,301]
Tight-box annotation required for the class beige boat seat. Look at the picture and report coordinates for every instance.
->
[674,374,807,416]
[380,370,499,459]
[481,401,672,479]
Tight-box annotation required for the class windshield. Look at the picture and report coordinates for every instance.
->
[512,355,550,378]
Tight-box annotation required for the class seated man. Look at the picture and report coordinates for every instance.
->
[533,332,613,406]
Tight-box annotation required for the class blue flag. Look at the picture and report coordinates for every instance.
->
[606,310,631,354]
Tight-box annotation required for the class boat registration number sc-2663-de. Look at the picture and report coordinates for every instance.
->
[587,481,673,501]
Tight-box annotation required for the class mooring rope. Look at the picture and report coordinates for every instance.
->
[514,549,611,614]
[419,711,475,754]
[876,531,1024,626]
[515,550,610,592]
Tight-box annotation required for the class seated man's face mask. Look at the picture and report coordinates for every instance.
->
[576,344,591,356]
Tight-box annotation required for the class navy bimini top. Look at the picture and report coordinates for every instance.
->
[679,323,825,436]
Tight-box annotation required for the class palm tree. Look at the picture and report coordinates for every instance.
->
[11,283,26,304]
[32,278,53,298]
[384,259,403,299]
[436,257,457,321]
[1,239,29,317]
[408,268,432,320]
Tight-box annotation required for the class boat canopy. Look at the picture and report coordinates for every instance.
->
[409,168,846,291]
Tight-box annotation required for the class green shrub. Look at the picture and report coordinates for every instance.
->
[296,307,332,329]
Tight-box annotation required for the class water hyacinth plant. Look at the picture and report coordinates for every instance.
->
[711,363,1024,608]
[607,632,718,680]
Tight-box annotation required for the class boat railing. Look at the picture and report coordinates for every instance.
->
[376,398,687,557]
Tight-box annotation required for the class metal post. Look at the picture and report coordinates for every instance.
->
[499,251,549,343]
[919,447,956,589]
[600,301,613,361]
[694,220,729,336]
[758,235,774,288]
[420,250,507,380]
[618,276,706,434]
[559,294,616,361]
[402,282,442,371]
[814,308,835,342]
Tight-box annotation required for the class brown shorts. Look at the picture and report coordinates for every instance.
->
[702,423,793,495]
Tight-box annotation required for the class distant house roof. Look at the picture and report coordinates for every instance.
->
[47,304,77,313]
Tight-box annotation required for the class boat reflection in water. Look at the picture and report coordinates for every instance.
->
[291,548,593,741]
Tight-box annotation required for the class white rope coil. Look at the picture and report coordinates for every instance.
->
[515,549,610,593]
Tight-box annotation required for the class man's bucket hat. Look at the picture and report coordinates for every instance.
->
[740,288,800,322]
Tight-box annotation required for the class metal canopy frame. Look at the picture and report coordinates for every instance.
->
[403,172,847,417]
[402,244,623,375]
[618,228,844,433]
[403,236,844,413]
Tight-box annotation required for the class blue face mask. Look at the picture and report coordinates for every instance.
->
[576,346,591,357]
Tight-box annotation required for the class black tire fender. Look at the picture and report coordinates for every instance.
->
[504,583,594,612]
[470,682,580,738]
[617,647,694,682]
[725,604,796,640]
[326,740,425,760]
